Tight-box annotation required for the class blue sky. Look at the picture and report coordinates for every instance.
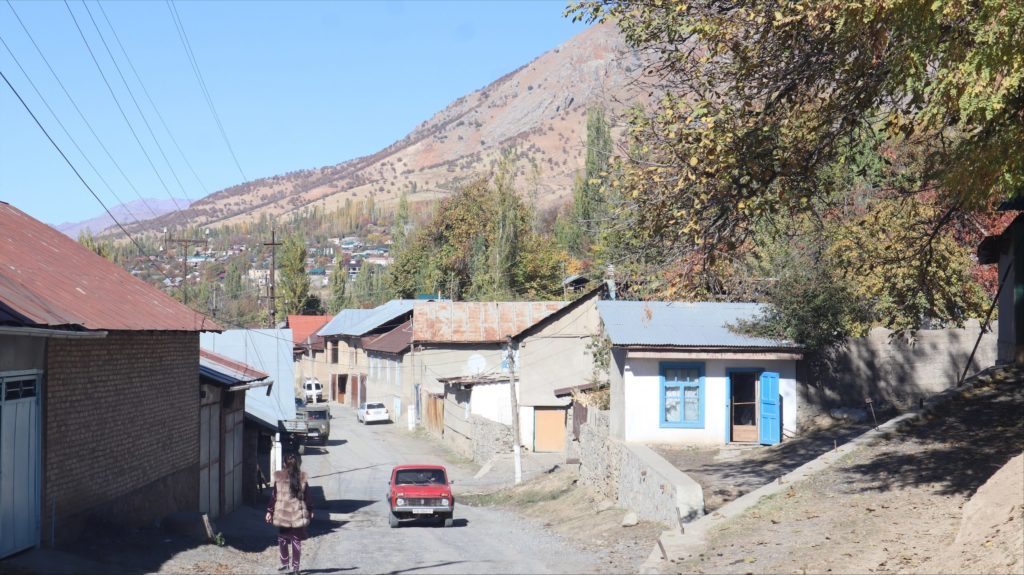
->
[0,1,588,226]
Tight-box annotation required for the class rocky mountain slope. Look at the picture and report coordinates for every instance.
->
[121,22,647,234]
[57,198,189,238]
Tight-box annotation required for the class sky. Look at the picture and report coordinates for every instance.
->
[0,0,589,226]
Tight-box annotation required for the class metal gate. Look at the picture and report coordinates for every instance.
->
[222,409,243,515]
[199,403,221,519]
[0,371,41,559]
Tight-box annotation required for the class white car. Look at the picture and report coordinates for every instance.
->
[357,402,390,424]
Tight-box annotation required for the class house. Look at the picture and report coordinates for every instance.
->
[199,329,296,496]
[511,287,604,454]
[198,349,270,519]
[598,301,803,446]
[0,202,218,557]
[412,301,567,461]
[362,319,414,424]
[287,314,333,396]
[318,301,413,407]
[977,211,1024,364]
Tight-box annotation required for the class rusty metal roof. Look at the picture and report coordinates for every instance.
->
[199,348,270,384]
[362,319,412,354]
[412,301,568,344]
[0,202,217,331]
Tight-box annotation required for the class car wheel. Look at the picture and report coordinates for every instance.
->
[297,444,305,455]
[443,516,453,528]
[388,511,399,529]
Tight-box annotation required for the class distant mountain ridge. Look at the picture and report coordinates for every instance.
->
[119,23,648,235]
[57,198,190,238]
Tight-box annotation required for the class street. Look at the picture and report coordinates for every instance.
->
[288,403,603,574]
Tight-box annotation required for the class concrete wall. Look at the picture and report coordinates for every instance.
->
[441,383,513,462]
[609,348,627,440]
[517,297,600,407]
[800,321,998,417]
[575,409,703,529]
[621,356,797,444]
[414,344,505,395]
[43,331,200,544]
[366,351,413,424]
[469,381,513,425]
[0,334,45,371]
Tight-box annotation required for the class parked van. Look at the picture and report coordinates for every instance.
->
[303,378,324,403]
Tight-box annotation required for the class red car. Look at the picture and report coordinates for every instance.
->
[386,465,455,528]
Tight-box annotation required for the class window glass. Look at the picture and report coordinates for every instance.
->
[664,385,681,422]
[683,385,700,422]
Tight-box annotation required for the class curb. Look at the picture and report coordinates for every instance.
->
[638,366,1008,572]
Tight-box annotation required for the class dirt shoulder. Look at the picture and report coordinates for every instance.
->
[461,467,665,574]
[669,374,1024,574]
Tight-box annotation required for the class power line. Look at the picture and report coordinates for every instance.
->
[62,0,185,217]
[79,0,190,211]
[0,68,147,254]
[4,0,161,221]
[166,0,248,182]
[0,32,144,229]
[96,0,211,197]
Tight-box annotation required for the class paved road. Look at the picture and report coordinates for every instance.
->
[294,403,599,575]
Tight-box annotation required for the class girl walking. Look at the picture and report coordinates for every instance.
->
[265,453,314,574]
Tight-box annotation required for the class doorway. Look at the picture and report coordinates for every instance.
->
[729,370,761,443]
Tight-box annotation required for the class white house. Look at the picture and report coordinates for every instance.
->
[599,301,803,446]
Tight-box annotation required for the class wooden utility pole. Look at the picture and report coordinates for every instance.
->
[165,236,208,305]
[506,336,523,484]
[263,229,282,328]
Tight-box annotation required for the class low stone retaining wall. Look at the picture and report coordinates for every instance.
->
[576,409,704,529]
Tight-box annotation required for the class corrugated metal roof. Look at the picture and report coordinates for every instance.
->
[342,299,415,337]
[199,329,296,427]
[317,308,376,337]
[413,301,568,343]
[287,315,332,346]
[199,348,270,385]
[363,319,412,354]
[597,301,799,348]
[0,202,217,331]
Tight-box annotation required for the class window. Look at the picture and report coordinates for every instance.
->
[330,342,338,364]
[660,363,704,428]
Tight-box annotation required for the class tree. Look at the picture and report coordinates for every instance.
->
[567,0,1010,332]
[78,229,114,261]
[276,233,310,318]
[328,255,350,313]
[557,106,613,258]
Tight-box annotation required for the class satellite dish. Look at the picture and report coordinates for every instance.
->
[466,354,486,375]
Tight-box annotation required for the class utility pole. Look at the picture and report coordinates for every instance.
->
[506,335,523,484]
[165,235,208,305]
[263,229,282,328]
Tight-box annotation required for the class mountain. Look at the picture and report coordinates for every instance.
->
[124,23,648,234]
[56,198,191,238]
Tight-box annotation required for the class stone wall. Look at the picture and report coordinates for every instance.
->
[799,322,999,425]
[43,331,200,544]
[471,415,513,464]
[574,409,703,529]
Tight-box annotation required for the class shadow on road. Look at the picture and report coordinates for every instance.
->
[310,463,386,480]
[385,560,475,574]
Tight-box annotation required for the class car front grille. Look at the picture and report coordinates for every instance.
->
[403,498,444,506]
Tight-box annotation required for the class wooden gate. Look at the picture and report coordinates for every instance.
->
[424,394,444,435]
[534,407,566,453]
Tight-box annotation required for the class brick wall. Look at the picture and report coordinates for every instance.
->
[43,331,200,543]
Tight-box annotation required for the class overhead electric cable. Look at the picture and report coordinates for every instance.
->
[5,0,161,220]
[80,0,190,211]
[96,0,210,196]
[166,0,248,182]
[0,32,144,229]
[63,0,185,215]
[0,68,147,253]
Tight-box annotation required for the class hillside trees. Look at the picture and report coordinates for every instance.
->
[566,0,1014,342]
[327,255,350,313]
[390,152,565,300]
[276,233,311,317]
[557,106,613,259]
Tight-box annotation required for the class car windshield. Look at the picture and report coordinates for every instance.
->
[367,403,385,410]
[394,469,446,485]
[306,410,327,420]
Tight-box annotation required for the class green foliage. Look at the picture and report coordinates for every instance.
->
[390,151,565,301]
[77,229,115,261]
[276,233,310,318]
[557,106,613,259]
[351,262,390,308]
[327,255,350,313]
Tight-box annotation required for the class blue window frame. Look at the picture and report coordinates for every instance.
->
[660,362,704,428]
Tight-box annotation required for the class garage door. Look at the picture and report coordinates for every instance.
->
[534,407,566,453]
[0,371,41,559]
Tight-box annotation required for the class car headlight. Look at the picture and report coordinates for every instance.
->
[441,498,449,506]
[396,498,406,506]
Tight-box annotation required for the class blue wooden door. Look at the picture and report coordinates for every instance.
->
[759,372,781,445]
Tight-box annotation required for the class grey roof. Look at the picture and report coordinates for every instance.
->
[199,329,296,427]
[318,308,376,337]
[597,301,799,348]
[321,300,415,338]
